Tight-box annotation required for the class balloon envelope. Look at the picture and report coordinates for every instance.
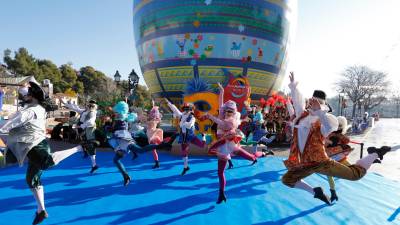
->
[133,0,296,102]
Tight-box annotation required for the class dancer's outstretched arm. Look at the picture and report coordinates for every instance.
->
[288,72,305,118]
[217,83,224,119]
[207,114,234,131]
[165,98,182,117]
[60,98,86,114]
[0,109,35,133]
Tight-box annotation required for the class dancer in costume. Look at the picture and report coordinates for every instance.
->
[109,101,171,186]
[204,83,273,204]
[0,82,82,224]
[108,101,173,186]
[146,102,164,169]
[165,99,206,175]
[282,72,391,205]
[61,98,99,174]
[324,116,354,202]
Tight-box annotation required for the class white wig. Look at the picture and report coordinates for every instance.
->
[337,116,348,134]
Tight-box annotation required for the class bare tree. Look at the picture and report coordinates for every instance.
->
[361,71,389,112]
[336,65,389,117]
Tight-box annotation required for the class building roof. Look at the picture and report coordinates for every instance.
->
[0,75,35,86]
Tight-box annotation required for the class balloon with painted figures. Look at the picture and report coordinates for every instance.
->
[133,0,297,104]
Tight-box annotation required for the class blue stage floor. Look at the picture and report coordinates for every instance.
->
[0,151,399,225]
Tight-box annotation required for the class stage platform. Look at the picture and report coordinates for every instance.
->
[0,151,399,225]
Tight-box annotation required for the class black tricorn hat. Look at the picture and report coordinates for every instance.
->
[312,90,326,100]
[28,81,46,102]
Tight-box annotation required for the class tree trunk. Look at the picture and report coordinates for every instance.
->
[352,104,357,118]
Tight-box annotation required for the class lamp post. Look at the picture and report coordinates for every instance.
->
[338,89,345,116]
[128,69,139,101]
[114,70,140,103]
[114,70,121,85]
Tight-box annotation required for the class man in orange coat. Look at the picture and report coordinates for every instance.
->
[282,72,391,205]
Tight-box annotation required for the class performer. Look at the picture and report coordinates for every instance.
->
[146,103,164,169]
[0,82,82,224]
[205,83,272,204]
[61,98,99,174]
[324,116,354,202]
[108,101,173,186]
[282,72,391,205]
[165,99,206,175]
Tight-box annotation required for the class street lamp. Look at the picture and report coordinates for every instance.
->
[128,69,139,94]
[114,70,121,84]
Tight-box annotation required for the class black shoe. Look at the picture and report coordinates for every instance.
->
[262,149,274,156]
[313,187,331,205]
[228,160,234,169]
[373,159,381,163]
[367,146,391,160]
[152,160,160,169]
[90,165,99,174]
[216,189,227,204]
[251,159,258,165]
[123,174,131,186]
[330,189,339,202]
[132,152,138,160]
[181,167,190,175]
[32,210,48,225]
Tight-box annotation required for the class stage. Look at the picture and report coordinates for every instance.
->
[0,151,399,225]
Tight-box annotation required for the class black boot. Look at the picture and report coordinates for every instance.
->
[123,174,131,186]
[228,160,234,169]
[367,146,391,160]
[152,160,160,169]
[216,189,227,204]
[32,210,48,225]
[330,189,339,202]
[313,187,331,205]
[90,165,99,174]
[181,166,190,175]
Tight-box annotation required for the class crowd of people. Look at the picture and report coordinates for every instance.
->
[0,73,392,225]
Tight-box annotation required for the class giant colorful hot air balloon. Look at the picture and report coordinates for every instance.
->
[133,0,296,105]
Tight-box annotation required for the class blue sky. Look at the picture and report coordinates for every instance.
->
[1,0,399,96]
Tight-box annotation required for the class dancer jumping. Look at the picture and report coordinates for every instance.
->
[146,102,164,169]
[165,99,206,175]
[61,98,99,174]
[324,116,354,202]
[0,81,82,224]
[282,72,391,205]
[205,83,273,204]
[108,101,172,186]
